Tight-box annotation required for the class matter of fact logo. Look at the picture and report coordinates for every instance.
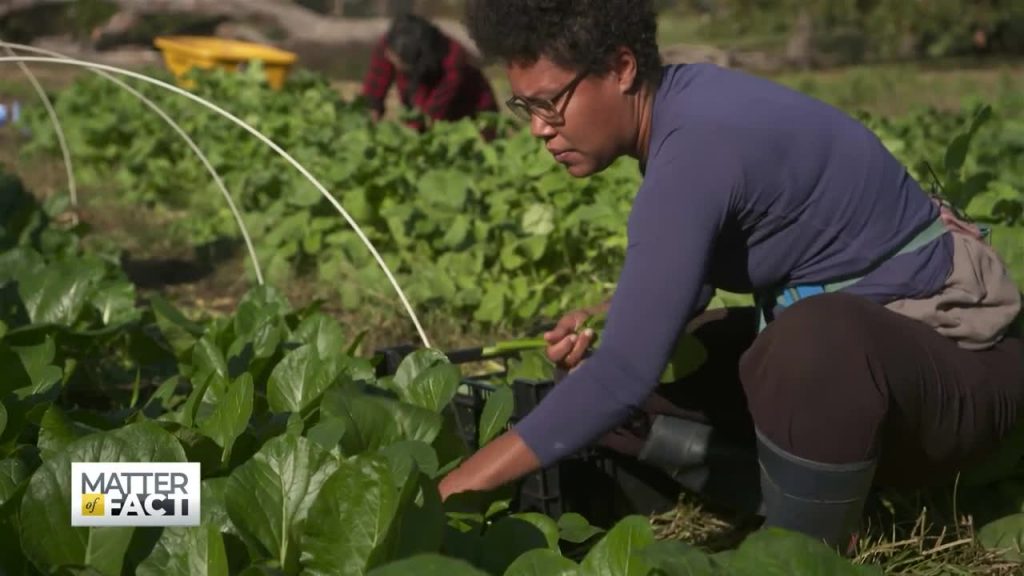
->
[71,463,201,527]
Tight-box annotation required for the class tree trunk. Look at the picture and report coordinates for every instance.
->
[784,8,815,69]
[2,0,478,57]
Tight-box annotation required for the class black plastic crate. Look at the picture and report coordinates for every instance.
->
[373,344,683,525]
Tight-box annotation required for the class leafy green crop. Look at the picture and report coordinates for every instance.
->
[22,65,1024,338]
[21,66,640,334]
[0,172,912,574]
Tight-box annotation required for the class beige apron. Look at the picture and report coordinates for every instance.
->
[885,201,1022,350]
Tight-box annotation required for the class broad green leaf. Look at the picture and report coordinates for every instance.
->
[90,280,139,326]
[521,204,554,236]
[486,499,512,519]
[267,344,346,414]
[944,132,972,175]
[38,405,90,461]
[135,525,229,576]
[979,513,1024,562]
[989,224,1024,292]
[367,554,488,576]
[511,513,560,550]
[638,540,723,575]
[418,169,471,210]
[521,236,547,262]
[0,401,5,439]
[478,385,514,446]
[507,351,555,384]
[380,440,440,478]
[293,313,345,360]
[286,411,305,437]
[500,243,526,270]
[557,513,604,544]
[966,182,1021,223]
[944,105,991,178]
[441,215,471,248]
[580,515,655,576]
[241,317,283,363]
[150,295,202,359]
[231,300,282,360]
[393,349,447,394]
[200,477,234,534]
[289,182,322,207]
[237,285,291,319]
[322,386,442,454]
[0,245,44,287]
[8,337,63,399]
[479,516,553,575]
[306,416,347,452]
[300,455,400,575]
[197,373,254,464]
[503,549,579,576]
[225,434,340,573]
[389,474,445,559]
[474,287,506,324]
[18,260,103,325]
[81,528,138,576]
[19,422,186,575]
[398,363,461,414]
[192,336,229,392]
[0,456,29,509]
[717,528,880,575]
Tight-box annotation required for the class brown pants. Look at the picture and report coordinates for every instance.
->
[658,293,1024,488]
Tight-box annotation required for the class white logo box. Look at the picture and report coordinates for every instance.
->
[71,462,201,527]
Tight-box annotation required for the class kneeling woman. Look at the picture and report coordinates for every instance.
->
[438,0,1024,553]
[361,13,498,131]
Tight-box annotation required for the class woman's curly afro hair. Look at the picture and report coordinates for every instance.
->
[465,0,663,89]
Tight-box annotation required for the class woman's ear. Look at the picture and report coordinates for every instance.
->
[612,46,640,94]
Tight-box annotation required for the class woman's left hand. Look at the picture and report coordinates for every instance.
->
[438,429,542,502]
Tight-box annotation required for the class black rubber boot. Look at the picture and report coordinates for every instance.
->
[638,415,763,515]
[756,429,877,551]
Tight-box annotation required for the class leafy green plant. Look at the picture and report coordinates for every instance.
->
[20,67,639,335]
[0,186,899,574]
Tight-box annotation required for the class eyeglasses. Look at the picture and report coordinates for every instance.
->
[505,69,588,125]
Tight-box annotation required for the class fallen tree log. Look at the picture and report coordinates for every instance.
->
[1,0,480,58]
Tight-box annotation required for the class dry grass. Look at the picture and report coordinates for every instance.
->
[649,487,1024,575]
[854,509,1014,575]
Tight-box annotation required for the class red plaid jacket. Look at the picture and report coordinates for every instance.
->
[361,35,498,128]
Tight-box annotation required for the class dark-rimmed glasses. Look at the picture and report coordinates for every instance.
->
[505,69,588,125]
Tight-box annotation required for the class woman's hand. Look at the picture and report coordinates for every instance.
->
[543,309,598,372]
[438,430,542,502]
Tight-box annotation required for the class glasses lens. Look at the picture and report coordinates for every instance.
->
[506,98,563,124]
[532,103,561,124]
[506,99,532,122]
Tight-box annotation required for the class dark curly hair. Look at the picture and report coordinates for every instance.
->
[386,13,450,101]
[465,0,663,90]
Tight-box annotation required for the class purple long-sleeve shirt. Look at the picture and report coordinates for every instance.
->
[514,63,954,467]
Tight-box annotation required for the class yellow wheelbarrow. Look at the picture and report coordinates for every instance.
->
[154,36,298,90]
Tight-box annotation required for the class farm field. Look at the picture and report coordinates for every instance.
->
[0,50,1023,574]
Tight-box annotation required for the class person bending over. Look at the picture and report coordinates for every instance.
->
[438,0,1024,554]
[361,13,498,131]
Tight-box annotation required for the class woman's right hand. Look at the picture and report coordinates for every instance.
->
[543,309,597,372]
